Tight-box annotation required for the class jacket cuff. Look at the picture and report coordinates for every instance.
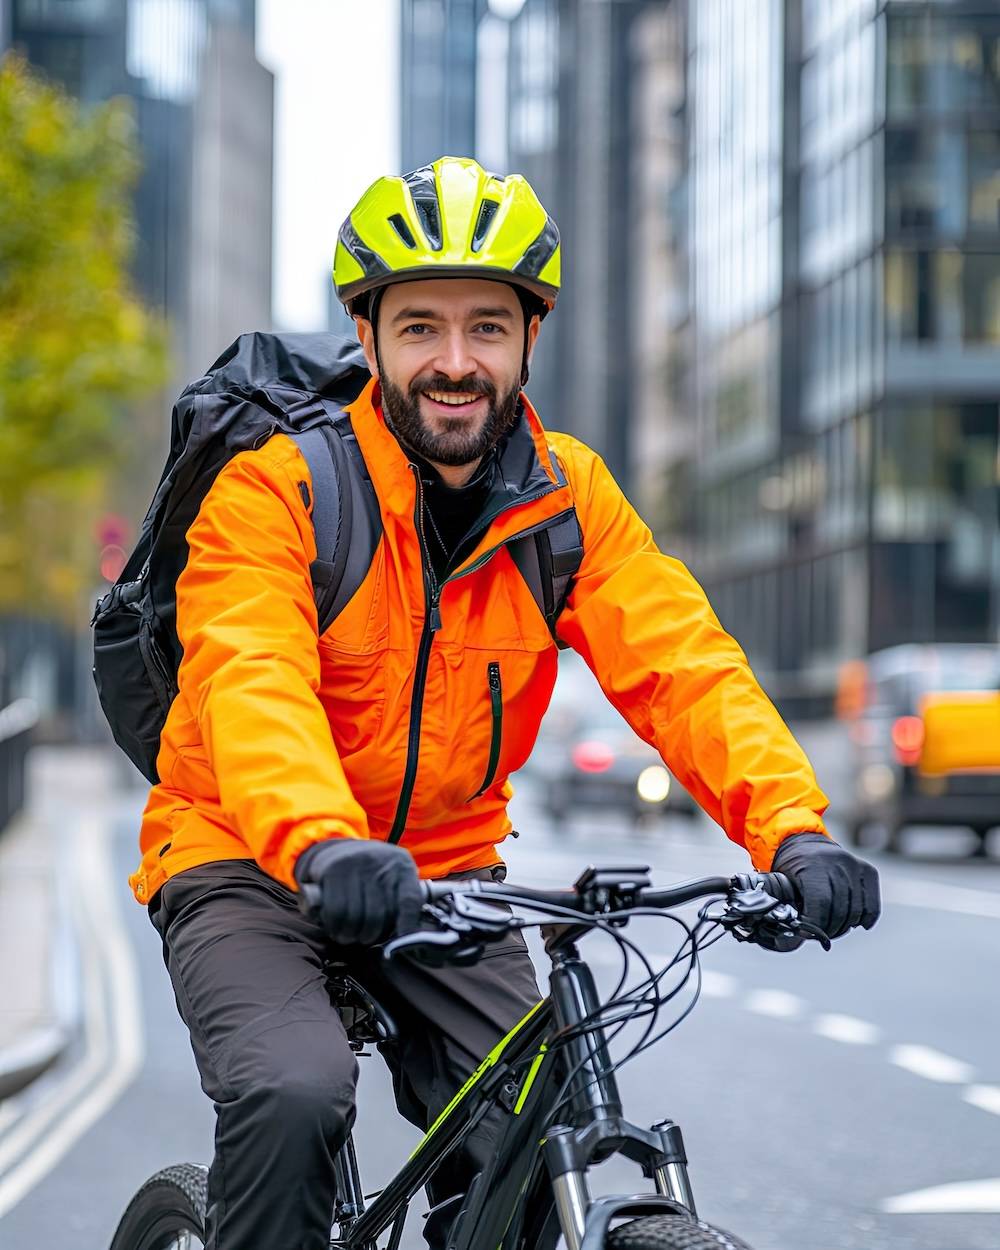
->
[745,809,830,871]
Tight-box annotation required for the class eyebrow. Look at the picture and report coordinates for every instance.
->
[390,305,517,325]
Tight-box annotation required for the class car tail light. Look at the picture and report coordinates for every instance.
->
[571,741,615,773]
[891,716,924,767]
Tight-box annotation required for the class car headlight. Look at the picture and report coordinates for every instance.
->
[859,763,896,801]
[637,765,671,804]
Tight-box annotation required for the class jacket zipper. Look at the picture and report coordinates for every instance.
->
[386,483,570,845]
[387,468,441,844]
[469,661,503,800]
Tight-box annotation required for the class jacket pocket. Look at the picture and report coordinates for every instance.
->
[468,661,503,800]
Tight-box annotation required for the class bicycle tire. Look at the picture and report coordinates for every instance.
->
[108,1163,208,1250]
[605,1215,755,1250]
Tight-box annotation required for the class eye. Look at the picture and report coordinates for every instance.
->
[476,322,505,335]
[402,323,431,336]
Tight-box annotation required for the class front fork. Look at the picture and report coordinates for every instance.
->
[545,953,697,1248]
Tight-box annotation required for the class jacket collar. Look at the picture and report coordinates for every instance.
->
[345,379,573,564]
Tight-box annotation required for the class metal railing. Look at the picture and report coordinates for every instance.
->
[0,699,39,834]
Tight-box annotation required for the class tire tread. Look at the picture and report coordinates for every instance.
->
[606,1215,755,1250]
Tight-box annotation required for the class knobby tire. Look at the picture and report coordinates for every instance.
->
[605,1214,756,1250]
[108,1163,208,1250]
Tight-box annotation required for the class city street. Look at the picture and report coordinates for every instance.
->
[1,750,998,1250]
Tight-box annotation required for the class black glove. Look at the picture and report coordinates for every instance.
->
[295,838,423,946]
[770,833,880,941]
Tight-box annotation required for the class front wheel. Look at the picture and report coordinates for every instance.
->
[109,1164,208,1249]
[606,1215,755,1249]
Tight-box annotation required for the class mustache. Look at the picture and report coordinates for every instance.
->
[409,374,496,399]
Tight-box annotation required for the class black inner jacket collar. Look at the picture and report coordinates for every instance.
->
[401,407,555,581]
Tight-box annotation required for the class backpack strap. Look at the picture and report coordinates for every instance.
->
[291,410,382,637]
[508,509,584,646]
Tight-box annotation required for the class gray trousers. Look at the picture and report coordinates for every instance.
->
[149,859,540,1250]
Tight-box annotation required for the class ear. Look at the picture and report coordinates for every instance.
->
[525,314,542,364]
[355,316,379,377]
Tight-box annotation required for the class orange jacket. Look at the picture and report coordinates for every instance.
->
[131,379,828,904]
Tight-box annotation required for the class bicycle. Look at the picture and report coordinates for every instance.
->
[109,862,830,1250]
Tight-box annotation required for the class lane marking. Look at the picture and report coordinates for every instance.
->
[813,1014,881,1045]
[883,1178,1000,1214]
[882,878,1000,921]
[889,1045,975,1085]
[744,989,804,1019]
[964,1085,1000,1117]
[0,816,144,1218]
[699,970,738,998]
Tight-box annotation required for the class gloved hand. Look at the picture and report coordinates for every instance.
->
[295,838,423,946]
[770,833,880,941]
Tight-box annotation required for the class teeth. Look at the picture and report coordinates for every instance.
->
[425,390,480,406]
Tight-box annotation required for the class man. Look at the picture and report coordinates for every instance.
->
[135,157,879,1250]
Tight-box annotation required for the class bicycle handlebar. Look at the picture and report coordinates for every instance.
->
[419,870,797,912]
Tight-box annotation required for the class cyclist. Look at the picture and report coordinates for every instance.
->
[134,157,880,1250]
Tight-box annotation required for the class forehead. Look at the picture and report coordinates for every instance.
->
[380,277,521,321]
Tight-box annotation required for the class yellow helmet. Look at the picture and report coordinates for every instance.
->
[334,156,560,317]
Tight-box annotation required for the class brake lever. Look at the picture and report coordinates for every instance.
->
[383,929,485,967]
[719,885,832,952]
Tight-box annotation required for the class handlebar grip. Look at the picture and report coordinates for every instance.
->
[755,872,797,905]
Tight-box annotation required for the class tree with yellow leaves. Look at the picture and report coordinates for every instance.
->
[0,53,167,617]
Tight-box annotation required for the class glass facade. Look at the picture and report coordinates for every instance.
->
[683,0,1000,699]
[399,0,480,172]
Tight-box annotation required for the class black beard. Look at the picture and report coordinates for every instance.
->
[380,371,521,467]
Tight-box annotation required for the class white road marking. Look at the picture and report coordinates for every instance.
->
[813,1013,881,1045]
[744,989,805,1019]
[0,816,144,1218]
[889,1044,975,1085]
[963,1085,1000,1116]
[883,878,1000,921]
[883,1178,1000,1214]
[699,970,738,998]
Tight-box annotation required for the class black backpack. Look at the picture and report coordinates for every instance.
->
[92,331,582,783]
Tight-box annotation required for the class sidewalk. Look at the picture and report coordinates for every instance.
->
[0,746,123,1101]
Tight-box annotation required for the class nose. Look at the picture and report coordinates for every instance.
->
[432,328,478,382]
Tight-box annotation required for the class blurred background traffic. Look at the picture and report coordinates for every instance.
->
[1,3,999,1247]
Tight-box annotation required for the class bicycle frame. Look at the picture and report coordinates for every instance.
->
[331,930,697,1250]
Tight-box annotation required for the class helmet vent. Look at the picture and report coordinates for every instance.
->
[471,199,499,253]
[403,167,443,251]
[388,213,417,249]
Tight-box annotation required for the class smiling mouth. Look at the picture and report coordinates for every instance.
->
[423,389,485,408]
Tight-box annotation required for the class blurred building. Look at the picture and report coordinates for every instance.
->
[400,0,483,171]
[9,0,273,385]
[682,0,1000,707]
[628,0,691,557]
[1,0,13,51]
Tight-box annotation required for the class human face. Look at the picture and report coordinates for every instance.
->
[356,278,540,471]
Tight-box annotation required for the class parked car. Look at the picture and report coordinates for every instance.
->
[525,653,697,828]
[841,644,1000,854]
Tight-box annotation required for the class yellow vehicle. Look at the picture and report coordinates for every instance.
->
[843,644,1000,855]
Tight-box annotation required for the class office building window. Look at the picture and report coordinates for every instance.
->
[18,0,112,19]
[887,15,929,116]
[969,131,1000,231]
[964,253,1000,342]
[885,128,965,236]
[884,249,964,344]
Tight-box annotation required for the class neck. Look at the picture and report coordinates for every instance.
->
[430,458,484,489]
